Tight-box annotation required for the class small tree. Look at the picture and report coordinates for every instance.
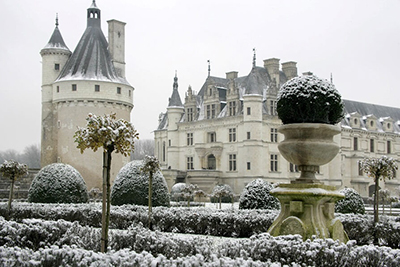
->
[74,113,138,253]
[361,156,398,224]
[0,160,28,213]
[211,184,234,209]
[180,184,202,207]
[141,155,160,229]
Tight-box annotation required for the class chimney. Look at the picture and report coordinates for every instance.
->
[282,61,297,80]
[264,58,280,86]
[107,19,126,78]
[226,71,238,80]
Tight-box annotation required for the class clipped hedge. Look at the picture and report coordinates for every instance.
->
[335,188,365,214]
[1,217,400,267]
[28,163,89,204]
[111,161,170,207]
[239,179,280,210]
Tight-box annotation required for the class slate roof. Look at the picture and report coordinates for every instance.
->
[56,2,130,85]
[42,19,70,51]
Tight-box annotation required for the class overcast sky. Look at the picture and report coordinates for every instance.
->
[0,0,399,152]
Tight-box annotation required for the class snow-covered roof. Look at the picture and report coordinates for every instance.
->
[42,19,70,52]
[56,2,130,86]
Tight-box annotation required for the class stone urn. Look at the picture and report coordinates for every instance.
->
[278,123,341,183]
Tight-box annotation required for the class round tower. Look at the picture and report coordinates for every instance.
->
[40,15,71,166]
[41,1,134,190]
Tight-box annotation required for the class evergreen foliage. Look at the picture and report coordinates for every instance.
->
[239,179,280,210]
[335,188,365,214]
[28,163,88,203]
[111,160,170,207]
[277,75,344,124]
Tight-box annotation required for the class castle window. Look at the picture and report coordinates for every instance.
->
[95,85,100,92]
[387,140,392,154]
[229,154,237,171]
[169,139,171,146]
[353,137,358,151]
[370,139,374,152]
[211,104,216,118]
[187,133,193,146]
[129,90,131,97]
[55,63,60,70]
[56,86,60,93]
[354,118,358,125]
[270,100,277,115]
[209,88,212,96]
[247,162,251,170]
[229,101,236,116]
[187,157,194,170]
[187,108,193,122]
[271,128,278,142]
[208,132,216,143]
[117,87,121,94]
[162,141,166,162]
[247,132,251,140]
[370,121,374,127]
[206,105,211,119]
[387,123,391,130]
[270,154,278,172]
[229,128,236,142]
[290,163,299,173]
[72,84,77,91]
[358,161,363,176]
[247,107,251,115]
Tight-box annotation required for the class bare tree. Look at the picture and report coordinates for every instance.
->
[130,139,154,160]
[21,144,40,169]
[74,113,139,253]
[141,155,160,229]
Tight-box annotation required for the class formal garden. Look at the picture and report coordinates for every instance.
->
[1,75,400,266]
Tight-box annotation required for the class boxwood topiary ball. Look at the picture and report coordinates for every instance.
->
[277,75,344,124]
[239,179,280,210]
[111,160,170,207]
[335,187,365,214]
[28,163,89,203]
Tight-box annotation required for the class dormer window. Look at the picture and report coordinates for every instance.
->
[209,88,212,96]
[354,118,358,125]
[370,121,374,127]
[387,123,391,129]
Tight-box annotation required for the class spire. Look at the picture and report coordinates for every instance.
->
[168,72,183,107]
[87,0,101,27]
[208,60,211,77]
[252,48,256,69]
[42,14,70,51]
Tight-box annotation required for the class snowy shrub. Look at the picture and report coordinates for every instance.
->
[27,163,89,203]
[1,217,400,266]
[210,184,234,203]
[111,160,170,207]
[170,183,187,202]
[277,75,344,124]
[239,179,280,210]
[335,188,365,214]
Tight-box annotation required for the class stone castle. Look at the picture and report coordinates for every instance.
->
[40,1,133,189]
[155,57,400,197]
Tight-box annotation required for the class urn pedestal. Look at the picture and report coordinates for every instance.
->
[267,124,348,242]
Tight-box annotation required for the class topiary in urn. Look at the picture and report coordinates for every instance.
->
[276,75,344,183]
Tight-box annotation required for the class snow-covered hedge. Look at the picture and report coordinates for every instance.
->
[1,217,400,266]
[277,75,344,124]
[239,179,280,210]
[1,202,400,247]
[335,188,365,214]
[111,161,170,207]
[27,163,89,203]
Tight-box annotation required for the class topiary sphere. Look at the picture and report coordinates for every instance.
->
[335,187,365,214]
[28,163,89,203]
[111,160,170,206]
[277,75,344,125]
[239,179,280,210]
[170,183,187,202]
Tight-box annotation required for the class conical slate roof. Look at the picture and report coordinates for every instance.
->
[43,17,70,51]
[168,74,183,107]
[56,1,129,85]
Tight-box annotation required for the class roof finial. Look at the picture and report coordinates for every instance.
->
[330,73,333,83]
[173,71,178,90]
[207,60,211,77]
[252,48,256,68]
[55,13,59,27]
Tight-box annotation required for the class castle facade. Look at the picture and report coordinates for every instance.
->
[154,58,400,197]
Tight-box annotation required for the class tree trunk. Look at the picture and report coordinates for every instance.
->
[101,149,113,253]
[7,176,15,214]
[148,171,153,229]
[374,178,379,224]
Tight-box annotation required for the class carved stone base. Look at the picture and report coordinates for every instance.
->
[267,183,349,243]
